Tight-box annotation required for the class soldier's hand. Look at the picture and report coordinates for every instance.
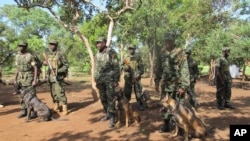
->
[32,80,37,86]
[178,88,185,95]
[114,82,119,87]
[43,61,47,65]
[155,83,159,92]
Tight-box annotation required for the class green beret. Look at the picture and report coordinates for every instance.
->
[49,40,58,45]
[128,44,136,50]
[222,47,230,51]
[165,32,175,40]
[17,41,28,47]
[95,37,106,43]
[185,49,191,54]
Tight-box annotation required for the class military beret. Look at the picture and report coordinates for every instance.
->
[49,40,58,45]
[222,47,230,51]
[17,41,28,47]
[165,32,175,40]
[95,37,106,43]
[185,49,191,54]
[128,44,136,50]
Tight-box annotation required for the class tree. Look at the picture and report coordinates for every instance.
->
[14,0,142,101]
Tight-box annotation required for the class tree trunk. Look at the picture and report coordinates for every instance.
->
[76,31,98,102]
[106,18,115,47]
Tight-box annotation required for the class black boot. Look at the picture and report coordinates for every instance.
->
[217,102,225,110]
[101,112,110,121]
[109,112,115,128]
[18,109,27,118]
[138,101,144,111]
[159,119,171,133]
[225,102,234,109]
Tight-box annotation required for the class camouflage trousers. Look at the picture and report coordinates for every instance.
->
[124,74,143,102]
[162,91,186,120]
[216,79,232,106]
[96,76,116,114]
[49,81,67,105]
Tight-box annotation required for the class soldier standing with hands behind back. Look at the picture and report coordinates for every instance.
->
[121,45,145,110]
[215,47,234,110]
[43,40,69,115]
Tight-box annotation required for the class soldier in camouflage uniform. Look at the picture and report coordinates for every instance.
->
[185,49,199,108]
[155,33,190,133]
[14,41,38,118]
[43,40,69,115]
[94,37,120,128]
[215,47,234,110]
[121,45,144,110]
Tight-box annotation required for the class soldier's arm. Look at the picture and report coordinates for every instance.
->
[215,58,223,82]
[111,51,120,83]
[14,56,19,83]
[193,61,199,80]
[179,56,190,91]
[30,55,37,84]
[137,55,144,76]
[57,53,69,73]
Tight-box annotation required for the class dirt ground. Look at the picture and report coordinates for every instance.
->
[0,76,250,141]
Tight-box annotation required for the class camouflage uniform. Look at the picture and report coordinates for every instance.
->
[121,45,144,110]
[15,41,37,118]
[215,47,234,110]
[94,37,120,127]
[156,33,190,132]
[44,40,69,115]
[186,50,199,108]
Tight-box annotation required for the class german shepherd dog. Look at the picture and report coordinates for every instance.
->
[14,86,52,122]
[161,94,211,141]
[114,87,141,127]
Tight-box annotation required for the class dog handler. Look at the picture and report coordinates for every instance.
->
[94,37,120,128]
[14,41,38,118]
[155,32,190,133]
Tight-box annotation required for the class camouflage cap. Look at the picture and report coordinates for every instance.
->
[49,40,58,45]
[17,41,28,47]
[128,44,136,50]
[95,37,106,43]
[165,32,175,40]
[185,49,191,54]
[222,47,230,51]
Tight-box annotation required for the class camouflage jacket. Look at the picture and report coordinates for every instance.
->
[44,50,69,81]
[215,55,231,82]
[187,56,199,83]
[156,47,190,91]
[15,52,36,74]
[94,47,120,82]
[121,53,144,77]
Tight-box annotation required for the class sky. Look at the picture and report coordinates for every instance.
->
[0,0,15,7]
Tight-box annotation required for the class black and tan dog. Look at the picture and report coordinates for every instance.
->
[14,86,52,122]
[161,95,211,141]
[114,87,141,127]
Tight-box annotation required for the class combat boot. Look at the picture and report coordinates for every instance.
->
[138,101,144,111]
[109,112,115,128]
[53,103,60,112]
[18,109,27,118]
[101,112,110,121]
[62,104,68,115]
[159,119,171,133]
[217,102,225,110]
[225,102,234,109]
